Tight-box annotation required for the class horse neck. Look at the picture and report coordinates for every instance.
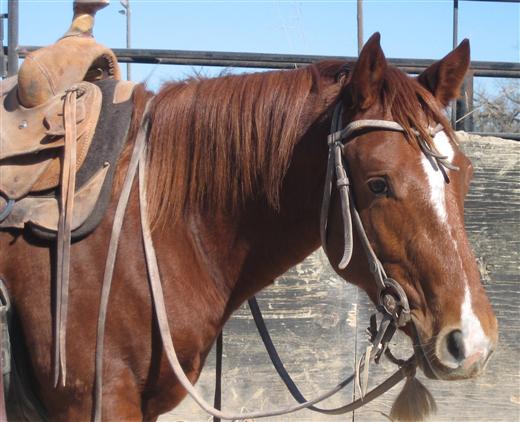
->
[184,99,334,323]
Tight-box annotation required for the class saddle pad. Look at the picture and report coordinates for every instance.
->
[31,79,136,241]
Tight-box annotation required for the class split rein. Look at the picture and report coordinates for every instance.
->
[94,100,455,420]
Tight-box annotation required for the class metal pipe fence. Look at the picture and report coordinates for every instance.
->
[13,46,519,79]
[3,0,519,138]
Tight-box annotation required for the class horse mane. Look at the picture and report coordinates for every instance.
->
[145,62,341,228]
[143,58,452,229]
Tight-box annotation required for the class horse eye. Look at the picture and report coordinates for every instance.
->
[367,178,388,195]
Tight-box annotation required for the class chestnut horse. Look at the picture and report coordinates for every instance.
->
[0,33,497,421]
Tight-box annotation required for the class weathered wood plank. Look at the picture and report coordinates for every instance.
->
[350,133,520,422]
[161,133,519,421]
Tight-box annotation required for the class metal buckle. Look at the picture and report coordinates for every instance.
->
[378,278,411,327]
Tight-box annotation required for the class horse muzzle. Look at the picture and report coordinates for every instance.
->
[413,328,495,381]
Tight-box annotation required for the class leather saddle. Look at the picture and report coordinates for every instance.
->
[0,77,102,200]
[0,34,135,236]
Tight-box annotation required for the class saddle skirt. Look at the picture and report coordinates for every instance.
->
[0,78,102,199]
[0,79,136,238]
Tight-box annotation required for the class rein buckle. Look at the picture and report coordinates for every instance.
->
[378,278,411,327]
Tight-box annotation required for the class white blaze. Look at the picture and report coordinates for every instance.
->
[422,130,489,365]
[461,286,489,358]
[420,130,454,223]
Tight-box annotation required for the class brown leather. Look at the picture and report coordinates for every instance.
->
[18,36,120,109]
[113,80,136,104]
[54,90,79,386]
[63,0,110,37]
[0,81,102,199]
[0,164,109,231]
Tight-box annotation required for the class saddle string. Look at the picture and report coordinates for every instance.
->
[54,88,79,387]
[0,197,14,223]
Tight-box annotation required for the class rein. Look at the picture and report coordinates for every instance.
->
[130,103,423,420]
[91,100,445,420]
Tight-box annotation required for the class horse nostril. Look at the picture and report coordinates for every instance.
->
[446,329,465,361]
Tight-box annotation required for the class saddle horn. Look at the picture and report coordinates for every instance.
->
[63,0,110,38]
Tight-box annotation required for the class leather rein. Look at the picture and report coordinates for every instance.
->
[97,101,429,420]
[7,97,449,420]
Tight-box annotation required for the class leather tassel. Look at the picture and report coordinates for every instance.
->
[389,374,437,422]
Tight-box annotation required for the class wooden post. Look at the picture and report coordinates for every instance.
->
[0,14,6,78]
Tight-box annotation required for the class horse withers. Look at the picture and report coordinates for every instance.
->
[0,33,497,420]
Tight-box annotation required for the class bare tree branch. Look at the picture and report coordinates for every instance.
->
[473,80,520,133]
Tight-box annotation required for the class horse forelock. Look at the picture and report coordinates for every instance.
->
[377,65,456,152]
[145,62,342,229]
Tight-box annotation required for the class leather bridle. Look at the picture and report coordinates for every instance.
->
[243,103,459,418]
[93,100,454,420]
[321,102,413,347]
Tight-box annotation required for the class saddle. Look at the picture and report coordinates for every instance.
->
[0,0,140,408]
[0,78,102,199]
[0,33,134,235]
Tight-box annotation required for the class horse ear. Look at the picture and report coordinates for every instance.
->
[347,32,387,109]
[417,39,470,107]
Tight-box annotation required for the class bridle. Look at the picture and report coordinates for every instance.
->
[321,102,415,368]
[93,99,451,420]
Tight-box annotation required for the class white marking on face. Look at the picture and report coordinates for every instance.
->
[422,131,490,366]
[461,286,489,358]
[420,130,454,223]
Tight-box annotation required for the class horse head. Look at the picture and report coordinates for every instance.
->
[324,33,498,381]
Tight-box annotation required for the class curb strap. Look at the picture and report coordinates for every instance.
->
[93,99,153,422]
[54,89,78,387]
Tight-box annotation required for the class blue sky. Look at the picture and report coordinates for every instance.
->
[2,1,519,91]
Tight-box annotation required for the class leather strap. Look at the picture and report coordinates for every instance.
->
[138,147,416,419]
[93,99,152,422]
[213,332,223,422]
[54,89,78,387]
[248,296,417,415]
[0,198,14,223]
[0,279,8,422]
